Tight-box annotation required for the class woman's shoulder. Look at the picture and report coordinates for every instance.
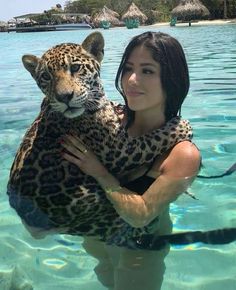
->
[159,141,201,178]
[171,141,200,158]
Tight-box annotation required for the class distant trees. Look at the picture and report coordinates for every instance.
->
[31,8,64,25]
[33,0,236,24]
[63,0,174,22]
[201,0,236,18]
[64,0,107,15]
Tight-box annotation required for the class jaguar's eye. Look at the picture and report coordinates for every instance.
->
[71,64,81,73]
[41,72,51,81]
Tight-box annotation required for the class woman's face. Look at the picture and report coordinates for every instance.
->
[121,45,166,113]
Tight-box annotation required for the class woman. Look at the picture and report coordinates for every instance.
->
[61,31,201,290]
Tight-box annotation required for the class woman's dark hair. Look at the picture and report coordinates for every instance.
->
[115,31,189,126]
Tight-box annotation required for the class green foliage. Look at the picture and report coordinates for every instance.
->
[133,0,157,11]
[33,0,236,25]
[153,3,172,22]
[201,0,236,19]
[202,0,223,18]
[31,9,64,25]
[109,0,131,14]
[64,0,107,14]
[228,0,236,18]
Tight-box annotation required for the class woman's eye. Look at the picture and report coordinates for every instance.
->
[143,69,154,74]
[71,64,81,73]
[41,72,51,81]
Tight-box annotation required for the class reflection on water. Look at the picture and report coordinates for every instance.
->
[0,25,235,290]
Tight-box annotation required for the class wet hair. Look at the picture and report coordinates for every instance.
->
[115,31,190,126]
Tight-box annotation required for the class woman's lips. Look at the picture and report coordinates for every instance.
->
[126,91,144,97]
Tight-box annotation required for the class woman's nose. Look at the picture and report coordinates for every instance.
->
[128,72,138,85]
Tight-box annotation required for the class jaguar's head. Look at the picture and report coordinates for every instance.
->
[22,32,105,118]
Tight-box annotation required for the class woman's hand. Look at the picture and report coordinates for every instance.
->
[60,135,108,179]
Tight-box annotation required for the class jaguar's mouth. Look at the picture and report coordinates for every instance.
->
[63,106,85,118]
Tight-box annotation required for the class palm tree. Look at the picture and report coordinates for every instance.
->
[223,0,227,18]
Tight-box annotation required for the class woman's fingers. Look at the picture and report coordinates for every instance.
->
[60,135,107,178]
[62,141,82,158]
[62,151,82,167]
[70,133,86,146]
[64,135,87,154]
[60,135,88,158]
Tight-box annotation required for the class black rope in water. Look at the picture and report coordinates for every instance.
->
[184,162,235,199]
[134,228,236,250]
[197,162,236,179]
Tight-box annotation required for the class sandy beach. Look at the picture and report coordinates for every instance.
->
[148,18,236,27]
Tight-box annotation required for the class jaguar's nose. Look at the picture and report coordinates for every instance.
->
[56,92,74,104]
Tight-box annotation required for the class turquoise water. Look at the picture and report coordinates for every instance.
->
[0,25,236,289]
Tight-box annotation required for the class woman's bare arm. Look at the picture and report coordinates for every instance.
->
[95,141,201,227]
[62,136,201,228]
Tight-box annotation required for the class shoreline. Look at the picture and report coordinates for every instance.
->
[148,18,236,27]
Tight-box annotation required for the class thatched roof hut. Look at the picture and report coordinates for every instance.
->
[103,5,120,18]
[93,7,120,27]
[171,0,210,22]
[121,2,147,24]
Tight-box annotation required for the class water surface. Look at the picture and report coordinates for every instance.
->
[0,24,235,289]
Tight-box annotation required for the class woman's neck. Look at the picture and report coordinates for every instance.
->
[127,109,166,137]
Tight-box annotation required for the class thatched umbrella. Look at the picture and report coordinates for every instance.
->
[121,2,148,24]
[171,0,210,25]
[103,5,120,19]
[93,7,120,27]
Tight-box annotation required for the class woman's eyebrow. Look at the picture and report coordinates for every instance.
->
[126,61,157,67]
[140,63,156,67]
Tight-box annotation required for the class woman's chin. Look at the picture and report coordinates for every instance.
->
[127,101,143,111]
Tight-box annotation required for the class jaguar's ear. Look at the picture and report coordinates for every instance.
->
[82,32,104,63]
[22,55,39,77]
